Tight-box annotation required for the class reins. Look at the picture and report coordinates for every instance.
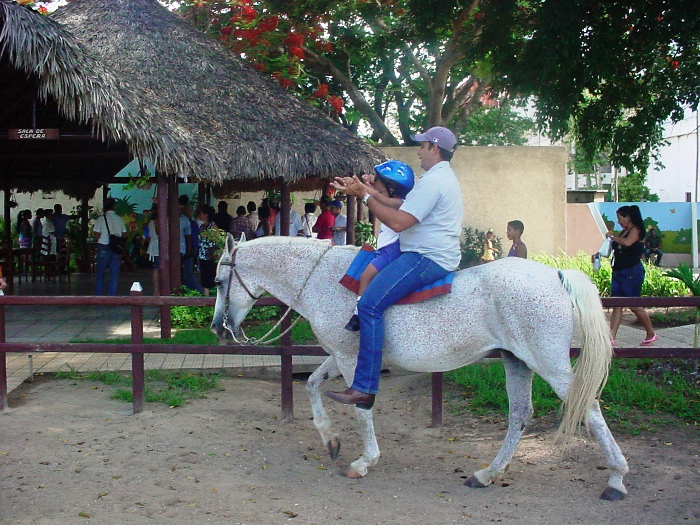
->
[219,241,331,345]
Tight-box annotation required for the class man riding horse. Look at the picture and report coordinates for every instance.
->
[326,126,463,409]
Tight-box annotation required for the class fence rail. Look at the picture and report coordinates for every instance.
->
[1,294,699,426]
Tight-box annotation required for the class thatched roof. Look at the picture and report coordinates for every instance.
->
[0,0,132,199]
[0,0,384,200]
[51,0,385,184]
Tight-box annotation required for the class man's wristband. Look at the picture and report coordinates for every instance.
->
[362,194,371,206]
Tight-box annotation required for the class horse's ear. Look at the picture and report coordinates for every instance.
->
[225,233,236,254]
[239,232,247,243]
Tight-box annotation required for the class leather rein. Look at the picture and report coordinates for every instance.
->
[218,243,330,345]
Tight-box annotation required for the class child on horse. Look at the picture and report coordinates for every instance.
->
[344,160,415,331]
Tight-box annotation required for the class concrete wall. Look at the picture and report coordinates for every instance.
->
[382,146,568,256]
[567,203,605,256]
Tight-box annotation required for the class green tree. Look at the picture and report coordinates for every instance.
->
[163,0,534,147]
[617,172,660,202]
[484,0,700,173]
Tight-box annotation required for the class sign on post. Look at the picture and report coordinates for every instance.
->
[8,128,60,140]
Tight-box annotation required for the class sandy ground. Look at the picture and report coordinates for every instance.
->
[1,371,698,525]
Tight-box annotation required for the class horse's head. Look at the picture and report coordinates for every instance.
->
[210,233,263,341]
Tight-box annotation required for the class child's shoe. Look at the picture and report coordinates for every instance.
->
[344,314,360,331]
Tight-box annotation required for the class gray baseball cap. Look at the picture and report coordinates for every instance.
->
[411,126,457,152]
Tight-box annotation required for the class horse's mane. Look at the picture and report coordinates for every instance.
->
[243,236,357,251]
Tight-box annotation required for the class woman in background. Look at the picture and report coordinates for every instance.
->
[603,205,656,347]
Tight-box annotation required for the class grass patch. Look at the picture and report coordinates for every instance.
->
[447,359,699,432]
[55,367,221,407]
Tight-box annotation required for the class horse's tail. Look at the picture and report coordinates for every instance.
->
[557,269,613,439]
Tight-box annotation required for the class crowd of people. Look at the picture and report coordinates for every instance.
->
[95,194,349,297]
[15,204,72,255]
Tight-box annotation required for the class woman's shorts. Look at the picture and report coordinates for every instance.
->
[611,263,645,297]
[370,241,401,273]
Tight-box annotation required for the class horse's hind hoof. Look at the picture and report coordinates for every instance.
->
[464,475,488,488]
[327,438,341,460]
[600,487,627,501]
[342,467,363,479]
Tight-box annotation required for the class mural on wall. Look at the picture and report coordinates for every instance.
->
[597,202,695,254]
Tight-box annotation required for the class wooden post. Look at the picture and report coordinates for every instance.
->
[431,372,443,427]
[3,186,11,245]
[168,175,181,294]
[280,179,291,236]
[156,172,171,338]
[346,195,356,246]
[280,306,293,419]
[130,284,145,414]
[0,304,6,410]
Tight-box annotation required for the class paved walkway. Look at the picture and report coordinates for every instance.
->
[2,270,696,396]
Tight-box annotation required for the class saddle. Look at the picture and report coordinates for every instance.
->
[339,244,454,304]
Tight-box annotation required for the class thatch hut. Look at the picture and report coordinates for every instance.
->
[1,0,384,294]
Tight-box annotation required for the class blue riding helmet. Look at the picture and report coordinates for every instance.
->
[374,160,415,199]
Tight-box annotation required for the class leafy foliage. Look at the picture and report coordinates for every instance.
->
[532,251,688,297]
[484,0,700,172]
[459,227,503,268]
[618,172,660,202]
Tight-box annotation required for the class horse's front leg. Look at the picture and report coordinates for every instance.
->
[345,405,380,478]
[306,356,343,459]
[466,351,533,488]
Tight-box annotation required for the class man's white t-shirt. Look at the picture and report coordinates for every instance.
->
[399,161,463,271]
[94,211,127,245]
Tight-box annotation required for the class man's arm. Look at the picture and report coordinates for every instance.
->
[332,176,417,232]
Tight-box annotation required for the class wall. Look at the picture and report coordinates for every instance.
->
[3,146,568,257]
[382,146,568,257]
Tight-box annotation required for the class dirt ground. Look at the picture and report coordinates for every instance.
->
[1,371,698,525]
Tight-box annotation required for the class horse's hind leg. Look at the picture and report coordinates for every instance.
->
[466,352,533,488]
[587,401,629,500]
[306,356,343,459]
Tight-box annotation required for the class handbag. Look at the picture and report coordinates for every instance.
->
[104,213,125,255]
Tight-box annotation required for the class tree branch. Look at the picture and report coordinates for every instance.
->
[303,47,400,146]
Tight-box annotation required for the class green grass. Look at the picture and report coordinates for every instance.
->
[447,359,699,432]
[55,367,221,407]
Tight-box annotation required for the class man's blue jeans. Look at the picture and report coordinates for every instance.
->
[352,252,450,394]
[94,244,121,296]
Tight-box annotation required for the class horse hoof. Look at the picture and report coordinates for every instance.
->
[343,467,363,479]
[600,487,627,501]
[327,438,341,460]
[464,475,488,488]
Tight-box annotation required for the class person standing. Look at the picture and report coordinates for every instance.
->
[506,220,527,258]
[312,196,334,240]
[329,200,347,245]
[197,205,219,296]
[326,126,463,408]
[52,204,71,240]
[597,205,656,347]
[246,201,259,232]
[180,200,202,293]
[300,203,318,238]
[146,209,160,295]
[93,198,126,296]
[17,210,32,249]
[274,207,304,236]
[231,205,255,240]
[480,229,498,263]
[214,201,233,232]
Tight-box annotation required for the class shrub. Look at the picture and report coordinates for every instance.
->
[532,251,687,297]
[459,227,503,268]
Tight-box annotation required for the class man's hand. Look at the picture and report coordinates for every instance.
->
[0,277,6,290]
[331,175,370,198]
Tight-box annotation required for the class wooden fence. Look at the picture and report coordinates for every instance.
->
[1,295,699,426]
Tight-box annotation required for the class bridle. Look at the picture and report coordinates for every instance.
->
[218,241,331,345]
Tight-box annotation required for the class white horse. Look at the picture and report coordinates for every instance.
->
[211,236,629,500]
